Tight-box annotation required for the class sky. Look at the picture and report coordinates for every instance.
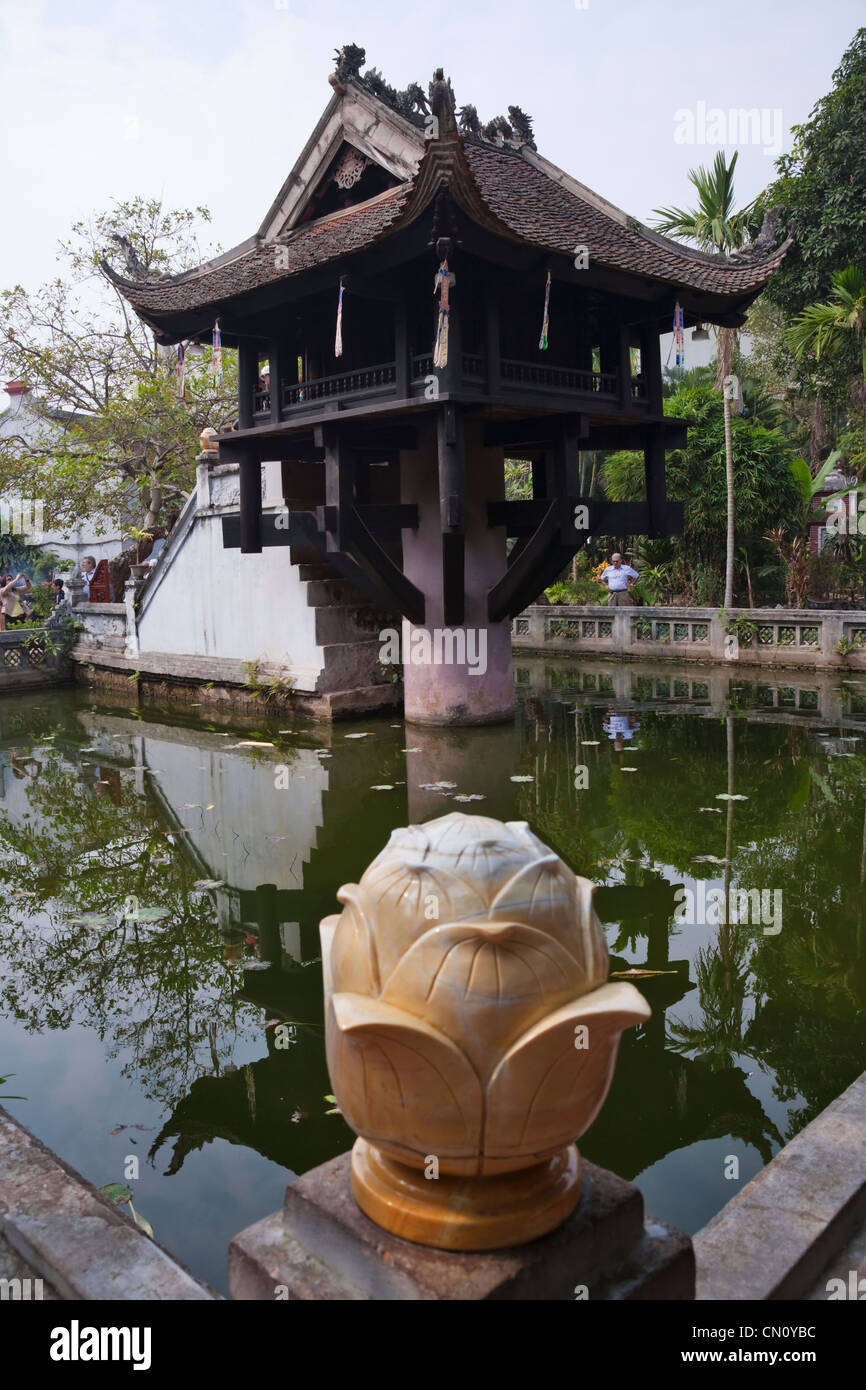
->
[0,0,862,301]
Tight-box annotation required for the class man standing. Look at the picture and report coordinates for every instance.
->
[80,555,96,598]
[599,552,639,606]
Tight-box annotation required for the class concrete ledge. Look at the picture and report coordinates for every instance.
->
[0,1106,217,1300]
[694,1070,866,1300]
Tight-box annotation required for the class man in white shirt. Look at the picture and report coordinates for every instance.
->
[80,555,96,598]
[600,553,639,606]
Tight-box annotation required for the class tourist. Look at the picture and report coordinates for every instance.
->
[599,552,639,606]
[53,577,65,606]
[81,555,96,597]
[604,710,641,752]
[0,572,31,626]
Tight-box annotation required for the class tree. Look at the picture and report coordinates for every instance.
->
[653,151,761,609]
[0,198,237,543]
[789,267,866,460]
[602,386,806,605]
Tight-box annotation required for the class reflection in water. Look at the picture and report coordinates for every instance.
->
[0,659,864,1292]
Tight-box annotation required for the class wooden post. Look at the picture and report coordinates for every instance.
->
[640,324,664,415]
[238,446,262,553]
[486,285,501,397]
[437,404,466,625]
[238,340,259,431]
[644,428,666,538]
[268,338,283,424]
[618,325,633,411]
[395,301,408,400]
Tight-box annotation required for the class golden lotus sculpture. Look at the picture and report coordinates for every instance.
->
[320,813,650,1250]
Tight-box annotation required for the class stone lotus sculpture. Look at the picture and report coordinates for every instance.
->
[320,813,650,1249]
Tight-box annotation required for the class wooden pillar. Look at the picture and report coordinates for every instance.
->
[238,340,259,431]
[395,301,409,400]
[486,287,501,397]
[644,428,667,538]
[268,338,283,425]
[238,446,262,553]
[322,424,353,552]
[640,324,664,415]
[437,403,465,625]
[618,325,633,412]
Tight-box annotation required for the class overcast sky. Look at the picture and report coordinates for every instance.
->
[0,0,862,297]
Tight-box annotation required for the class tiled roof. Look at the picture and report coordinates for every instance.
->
[110,124,785,327]
[111,185,410,317]
[462,142,787,296]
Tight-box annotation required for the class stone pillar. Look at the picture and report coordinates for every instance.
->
[400,416,513,725]
[123,579,139,659]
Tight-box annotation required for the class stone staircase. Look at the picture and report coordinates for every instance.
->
[293,556,400,714]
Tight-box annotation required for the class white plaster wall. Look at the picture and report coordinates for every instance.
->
[136,510,325,690]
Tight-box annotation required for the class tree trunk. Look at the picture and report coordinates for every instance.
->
[717,327,736,611]
[142,480,162,533]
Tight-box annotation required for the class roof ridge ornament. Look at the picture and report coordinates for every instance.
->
[428,68,457,136]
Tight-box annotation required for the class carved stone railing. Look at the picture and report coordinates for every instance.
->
[512,604,866,671]
[0,627,75,689]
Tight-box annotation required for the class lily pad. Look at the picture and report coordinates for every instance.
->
[510,775,535,782]
[716,793,748,801]
[370,785,394,791]
[67,913,114,928]
[344,732,372,739]
[454,793,486,802]
[193,879,224,890]
[99,1182,134,1206]
[124,906,171,923]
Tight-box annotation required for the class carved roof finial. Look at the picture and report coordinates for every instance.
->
[428,67,457,136]
[331,43,366,88]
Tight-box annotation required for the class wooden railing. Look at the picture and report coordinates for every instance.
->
[281,362,396,408]
[500,359,618,395]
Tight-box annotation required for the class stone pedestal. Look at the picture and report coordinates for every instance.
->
[228,1152,694,1301]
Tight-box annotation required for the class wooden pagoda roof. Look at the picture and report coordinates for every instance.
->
[106,59,788,342]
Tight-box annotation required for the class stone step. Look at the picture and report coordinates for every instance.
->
[314,605,389,646]
[305,576,374,609]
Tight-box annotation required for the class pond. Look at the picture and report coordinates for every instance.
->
[0,658,864,1295]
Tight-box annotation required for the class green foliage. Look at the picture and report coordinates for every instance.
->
[0,197,238,539]
[244,661,295,703]
[652,151,760,254]
[504,457,532,500]
[764,30,866,323]
[545,577,600,605]
[601,387,804,602]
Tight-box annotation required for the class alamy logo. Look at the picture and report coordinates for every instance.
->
[674,103,783,156]
[0,1277,44,1300]
[0,498,44,541]
[675,884,782,935]
[379,627,488,676]
[49,1321,152,1371]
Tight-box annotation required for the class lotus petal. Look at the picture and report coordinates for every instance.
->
[489,858,608,989]
[326,895,380,996]
[483,983,651,1163]
[327,992,482,1163]
[346,861,487,983]
[381,922,583,1077]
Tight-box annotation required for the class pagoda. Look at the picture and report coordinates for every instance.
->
[109,45,787,725]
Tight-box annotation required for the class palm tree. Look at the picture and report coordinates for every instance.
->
[653,151,759,609]
[789,267,866,446]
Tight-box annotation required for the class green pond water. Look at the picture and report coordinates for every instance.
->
[0,658,864,1295]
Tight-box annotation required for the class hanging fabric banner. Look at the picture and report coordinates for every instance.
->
[335,280,344,359]
[673,302,685,367]
[433,259,451,369]
[176,342,185,398]
[212,319,223,388]
[538,270,551,351]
